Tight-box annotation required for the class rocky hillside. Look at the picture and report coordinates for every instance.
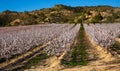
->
[0,4,120,26]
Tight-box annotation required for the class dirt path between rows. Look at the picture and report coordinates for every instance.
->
[25,32,120,71]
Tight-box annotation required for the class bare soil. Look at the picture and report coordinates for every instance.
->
[25,32,120,71]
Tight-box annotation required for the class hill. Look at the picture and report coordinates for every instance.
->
[0,4,120,26]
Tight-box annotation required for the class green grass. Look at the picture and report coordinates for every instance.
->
[12,53,48,71]
[23,53,47,69]
[62,60,87,66]
[61,24,88,66]
[0,45,40,64]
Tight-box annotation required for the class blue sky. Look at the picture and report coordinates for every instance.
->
[0,0,120,12]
